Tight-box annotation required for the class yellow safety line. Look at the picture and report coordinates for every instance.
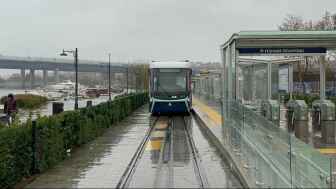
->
[193,98,222,125]
[151,131,166,138]
[145,118,168,151]
[156,123,168,130]
[145,140,162,151]
[318,148,336,154]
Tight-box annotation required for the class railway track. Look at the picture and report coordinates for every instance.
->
[117,115,208,188]
[181,116,209,188]
[116,116,159,188]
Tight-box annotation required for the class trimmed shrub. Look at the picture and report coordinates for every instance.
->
[0,127,32,188]
[282,93,319,107]
[282,93,336,108]
[328,96,336,106]
[0,92,148,188]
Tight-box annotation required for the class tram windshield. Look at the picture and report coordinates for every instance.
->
[153,68,188,93]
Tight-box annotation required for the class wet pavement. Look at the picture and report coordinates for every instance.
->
[126,116,241,188]
[26,105,151,188]
[26,103,241,188]
[190,117,242,188]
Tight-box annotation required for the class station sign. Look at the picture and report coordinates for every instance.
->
[238,47,326,56]
[278,64,289,92]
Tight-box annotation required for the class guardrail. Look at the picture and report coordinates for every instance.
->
[227,100,332,188]
[193,75,336,188]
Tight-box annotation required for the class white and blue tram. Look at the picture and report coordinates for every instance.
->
[149,61,192,115]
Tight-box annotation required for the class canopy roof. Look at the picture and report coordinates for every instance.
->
[221,30,336,49]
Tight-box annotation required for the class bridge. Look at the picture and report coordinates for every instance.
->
[0,56,127,88]
[2,31,336,189]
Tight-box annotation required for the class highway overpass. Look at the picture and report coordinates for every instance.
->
[0,56,126,73]
[0,56,128,88]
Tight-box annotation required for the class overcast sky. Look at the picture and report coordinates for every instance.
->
[0,0,335,63]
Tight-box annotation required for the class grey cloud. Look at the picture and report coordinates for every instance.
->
[0,0,335,62]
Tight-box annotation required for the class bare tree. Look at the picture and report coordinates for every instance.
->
[279,11,336,31]
[279,14,304,31]
[280,11,336,94]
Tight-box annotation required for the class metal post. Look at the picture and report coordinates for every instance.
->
[288,63,293,100]
[320,56,326,100]
[21,69,26,89]
[43,69,48,87]
[126,64,129,94]
[54,68,59,83]
[75,48,78,110]
[30,69,35,89]
[267,62,272,100]
[220,47,226,123]
[108,53,111,101]
[32,120,38,173]
[234,47,239,101]
[330,158,333,188]
[143,65,146,92]
[226,45,232,119]
[135,71,138,93]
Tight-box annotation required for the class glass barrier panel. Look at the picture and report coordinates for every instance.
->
[291,135,331,188]
[331,158,336,188]
[243,104,292,185]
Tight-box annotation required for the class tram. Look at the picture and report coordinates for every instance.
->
[149,61,192,115]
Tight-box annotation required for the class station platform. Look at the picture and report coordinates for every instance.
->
[193,95,336,154]
[192,95,336,188]
[192,97,249,187]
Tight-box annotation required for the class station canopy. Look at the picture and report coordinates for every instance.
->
[221,30,336,102]
[221,31,336,56]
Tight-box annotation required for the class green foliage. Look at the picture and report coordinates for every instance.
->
[327,96,336,107]
[1,94,48,110]
[0,92,148,188]
[283,93,321,107]
[0,127,32,188]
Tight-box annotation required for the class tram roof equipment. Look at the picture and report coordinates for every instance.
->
[150,61,191,69]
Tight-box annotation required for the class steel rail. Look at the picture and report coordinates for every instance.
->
[181,116,209,188]
[116,116,159,188]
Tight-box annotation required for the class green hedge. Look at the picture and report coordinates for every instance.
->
[282,93,336,108]
[282,93,319,107]
[328,96,336,107]
[0,93,148,188]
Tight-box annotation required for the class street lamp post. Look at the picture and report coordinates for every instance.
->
[108,53,111,101]
[126,63,129,94]
[60,48,79,110]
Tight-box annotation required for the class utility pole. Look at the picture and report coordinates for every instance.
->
[135,68,137,93]
[60,48,79,110]
[126,63,129,94]
[108,53,111,101]
[74,48,78,110]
